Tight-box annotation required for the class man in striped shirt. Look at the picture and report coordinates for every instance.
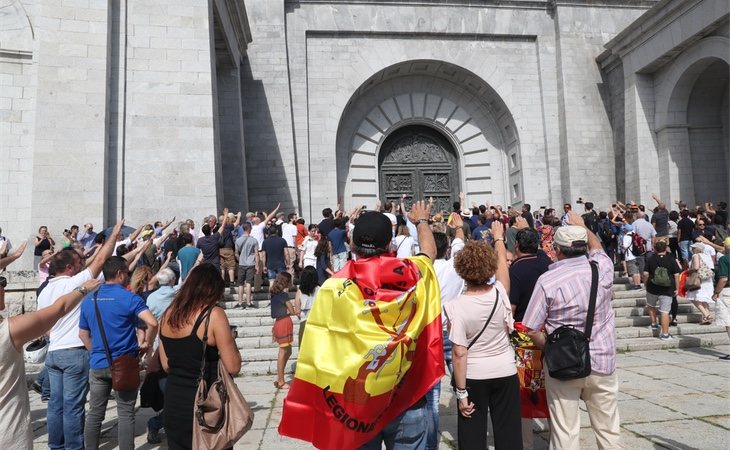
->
[522,211,620,450]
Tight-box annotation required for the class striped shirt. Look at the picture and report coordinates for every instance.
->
[522,250,616,374]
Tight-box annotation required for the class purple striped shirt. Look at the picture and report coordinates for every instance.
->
[522,250,616,374]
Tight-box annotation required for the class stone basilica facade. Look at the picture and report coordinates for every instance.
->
[1,0,728,250]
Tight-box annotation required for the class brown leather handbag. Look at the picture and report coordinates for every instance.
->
[93,291,141,391]
[193,307,253,450]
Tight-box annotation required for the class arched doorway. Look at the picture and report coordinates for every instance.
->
[378,125,459,212]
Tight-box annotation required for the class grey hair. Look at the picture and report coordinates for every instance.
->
[556,244,588,258]
[156,268,176,286]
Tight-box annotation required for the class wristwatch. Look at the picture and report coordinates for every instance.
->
[74,286,89,295]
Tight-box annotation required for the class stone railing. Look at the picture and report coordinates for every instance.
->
[2,270,40,318]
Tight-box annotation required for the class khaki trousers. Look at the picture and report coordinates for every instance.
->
[545,367,621,450]
[284,247,296,275]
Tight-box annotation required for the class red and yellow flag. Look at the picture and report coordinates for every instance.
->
[278,255,444,449]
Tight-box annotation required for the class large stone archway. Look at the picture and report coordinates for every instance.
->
[654,37,730,205]
[336,60,521,210]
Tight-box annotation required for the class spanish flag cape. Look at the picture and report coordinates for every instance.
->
[278,254,444,449]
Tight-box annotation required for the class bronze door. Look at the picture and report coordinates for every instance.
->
[379,125,459,213]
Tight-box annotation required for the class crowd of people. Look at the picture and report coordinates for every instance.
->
[0,191,728,450]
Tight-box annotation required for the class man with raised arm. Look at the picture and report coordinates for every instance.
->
[38,219,124,450]
[280,201,441,450]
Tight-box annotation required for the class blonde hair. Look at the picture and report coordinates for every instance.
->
[130,266,152,293]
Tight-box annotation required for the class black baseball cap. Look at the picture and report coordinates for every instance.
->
[352,211,392,250]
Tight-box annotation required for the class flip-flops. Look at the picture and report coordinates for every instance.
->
[273,381,290,389]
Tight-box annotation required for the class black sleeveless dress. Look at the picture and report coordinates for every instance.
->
[161,308,220,450]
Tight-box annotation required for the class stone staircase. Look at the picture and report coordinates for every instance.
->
[20,274,729,378]
[221,275,729,377]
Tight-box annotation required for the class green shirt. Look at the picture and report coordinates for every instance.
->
[716,253,729,282]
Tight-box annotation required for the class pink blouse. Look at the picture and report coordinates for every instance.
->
[444,281,516,380]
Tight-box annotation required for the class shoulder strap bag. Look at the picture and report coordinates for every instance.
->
[543,261,598,380]
[93,290,141,391]
[450,290,500,391]
[193,306,254,450]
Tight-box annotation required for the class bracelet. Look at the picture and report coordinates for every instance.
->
[494,237,505,242]
[455,388,469,400]
[417,219,429,225]
[74,286,89,295]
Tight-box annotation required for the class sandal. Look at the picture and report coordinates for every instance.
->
[273,381,290,390]
[700,316,712,325]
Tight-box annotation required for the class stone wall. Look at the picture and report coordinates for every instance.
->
[241,0,299,214]
[553,4,648,207]
[120,1,219,223]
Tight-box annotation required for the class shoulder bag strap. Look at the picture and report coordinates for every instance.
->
[93,290,114,368]
[197,305,215,382]
[467,290,500,350]
[584,261,599,339]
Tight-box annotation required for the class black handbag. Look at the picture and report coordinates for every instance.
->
[449,290,500,391]
[544,261,598,380]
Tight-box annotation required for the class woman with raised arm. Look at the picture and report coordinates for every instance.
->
[445,220,521,450]
[0,240,101,450]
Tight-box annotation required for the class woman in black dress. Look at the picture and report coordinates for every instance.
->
[158,264,241,449]
[33,225,55,266]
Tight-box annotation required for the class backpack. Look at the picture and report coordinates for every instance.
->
[630,232,646,256]
[652,264,672,287]
[598,219,614,243]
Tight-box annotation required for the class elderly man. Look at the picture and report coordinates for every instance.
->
[522,212,620,450]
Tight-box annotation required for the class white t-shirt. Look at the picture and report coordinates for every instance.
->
[281,223,298,247]
[393,235,414,258]
[434,238,465,330]
[251,222,266,250]
[299,287,319,322]
[623,234,636,261]
[113,237,131,256]
[37,268,94,351]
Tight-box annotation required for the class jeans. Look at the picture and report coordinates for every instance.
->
[268,267,285,280]
[148,378,167,432]
[425,382,441,450]
[360,401,427,450]
[679,240,691,261]
[46,347,90,450]
[443,331,453,375]
[85,367,138,450]
[37,366,51,400]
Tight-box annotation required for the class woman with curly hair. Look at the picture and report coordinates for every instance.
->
[444,221,522,450]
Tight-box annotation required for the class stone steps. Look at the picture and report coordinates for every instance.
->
[23,277,729,378]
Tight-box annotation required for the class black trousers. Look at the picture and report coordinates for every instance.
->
[458,374,523,450]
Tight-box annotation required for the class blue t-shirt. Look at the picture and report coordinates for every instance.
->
[328,228,347,254]
[177,245,200,281]
[79,283,148,370]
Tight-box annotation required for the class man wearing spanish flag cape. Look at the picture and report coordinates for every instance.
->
[279,201,444,449]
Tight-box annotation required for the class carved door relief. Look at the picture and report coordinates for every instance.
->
[379,125,460,213]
